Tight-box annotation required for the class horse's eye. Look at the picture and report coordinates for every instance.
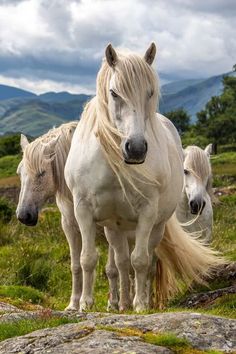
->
[110,89,118,98]
[148,90,154,98]
[37,171,46,178]
[184,169,189,175]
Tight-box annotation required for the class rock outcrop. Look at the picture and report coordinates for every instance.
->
[0,308,235,353]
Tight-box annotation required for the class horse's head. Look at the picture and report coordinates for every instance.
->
[99,43,158,164]
[183,144,212,215]
[16,134,58,226]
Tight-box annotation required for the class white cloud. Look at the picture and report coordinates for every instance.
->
[0,74,94,94]
[0,0,235,92]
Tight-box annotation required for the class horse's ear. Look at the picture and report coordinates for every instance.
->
[20,134,29,152]
[144,42,156,65]
[43,136,60,159]
[205,144,213,157]
[105,44,118,67]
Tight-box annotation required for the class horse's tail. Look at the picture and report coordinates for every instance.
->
[155,213,226,307]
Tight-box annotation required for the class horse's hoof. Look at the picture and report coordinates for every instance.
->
[79,299,93,312]
[133,298,148,313]
[119,302,132,312]
[64,305,79,311]
[134,304,148,313]
[107,300,119,312]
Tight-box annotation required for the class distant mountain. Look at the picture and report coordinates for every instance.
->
[0,96,91,136]
[39,91,90,103]
[160,72,234,121]
[161,79,204,95]
[0,84,36,101]
[0,71,234,136]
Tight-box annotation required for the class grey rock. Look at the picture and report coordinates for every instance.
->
[0,311,235,353]
[0,325,172,354]
[0,310,104,323]
[0,302,23,313]
[96,312,236,352]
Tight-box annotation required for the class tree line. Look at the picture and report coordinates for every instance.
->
[164,71,236,151]
[0,71,235,157]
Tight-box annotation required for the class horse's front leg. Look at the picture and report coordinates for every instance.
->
[105,227,131,311]
[74,200,97,311]
[105,245,119,311]
[131,204,157,312]
[57,198,82,311]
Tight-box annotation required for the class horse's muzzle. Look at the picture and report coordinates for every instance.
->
[190,199,206,215]
[17,211,38,226]
[123,137,148,164]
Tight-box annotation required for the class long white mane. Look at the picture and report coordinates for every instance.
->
[23,121,78,197]
[78,51,162,198]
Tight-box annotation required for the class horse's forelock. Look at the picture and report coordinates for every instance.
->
[185,146,212,186]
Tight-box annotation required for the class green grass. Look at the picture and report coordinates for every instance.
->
[211,152,236,187]
[0,155,21,179]
[0,316,80,342]
[0,191,235,315]
[212,194,236,261]
[0,285,45,304]
[143,331,189,348]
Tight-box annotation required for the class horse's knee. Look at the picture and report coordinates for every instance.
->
[71,264,82,275]
[115,256,130,272]
[106,264,118,279]
[80,251,98,272]
[131,252,149,272]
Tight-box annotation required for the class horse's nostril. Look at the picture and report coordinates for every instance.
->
[125,141,131,153]
[26,213,32,222]
[201,200,206,211]
[144,140,148,153]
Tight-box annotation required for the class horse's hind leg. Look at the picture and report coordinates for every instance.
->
[57,199,82,311]
[105,227,131,311]
[106,245,119,311]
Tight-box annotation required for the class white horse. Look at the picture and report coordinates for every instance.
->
[176,144,213,243]
[65,43,222,312]
[16,122,83,311]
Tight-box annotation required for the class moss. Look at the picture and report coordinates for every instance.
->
[0,316,80,342]
[96,325,220,353]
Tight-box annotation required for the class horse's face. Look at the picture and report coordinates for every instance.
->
[106,43,157,164]
[183,145,212,215]
[16,135,56,226]
[183,168,207,214]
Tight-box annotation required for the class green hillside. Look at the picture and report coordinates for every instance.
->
[160,72,235,121]
[0,97,89,136]
[0,71,234,136]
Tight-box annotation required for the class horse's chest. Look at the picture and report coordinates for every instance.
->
[78,160,152,227]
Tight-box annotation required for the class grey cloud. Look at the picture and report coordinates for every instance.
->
[0,0,235,93]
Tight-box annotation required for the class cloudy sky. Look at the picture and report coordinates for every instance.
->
[0,0,235,94]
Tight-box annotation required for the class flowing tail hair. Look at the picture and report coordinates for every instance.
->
[155,213,226,307]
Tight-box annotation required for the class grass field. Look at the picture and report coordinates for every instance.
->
[0,152,235,326]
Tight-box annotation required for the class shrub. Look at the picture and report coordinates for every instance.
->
[0,197,14,223]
